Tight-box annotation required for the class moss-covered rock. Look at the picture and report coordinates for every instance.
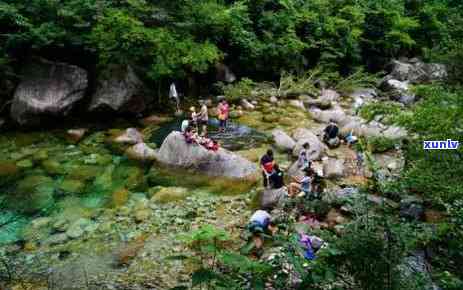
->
[68,165,99,181]
[59,179,86,194]
[150,187,189,204]
[13,175,55,213]
[41,159,64,175]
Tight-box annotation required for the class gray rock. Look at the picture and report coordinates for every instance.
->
[241,99,255,110]
[320,89,340,102]
[323,158,345,179]
[289,99,305,110]
[155,131,258,178]
[125,143,157,161]
[310,107,348,126]
[10,59,88,126]
[114,128,144,145]
[44,233,69,246]
[382,126,407,139]
[260,187,287,209]
[349,88,378,100]
[387,59,447,83]
[66,218,92,239]
[272,129,296,152]
[292,129,325,160]
[89,65,145,113]
[269,96,278,104]
[399,251,439,290]
[400,196,424,221]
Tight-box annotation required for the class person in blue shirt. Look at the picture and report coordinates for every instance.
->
[288,168,314,198]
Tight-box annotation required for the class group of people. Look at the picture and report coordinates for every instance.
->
[180,98,232,152]
[322,119,358,148]
[260,144,322,200]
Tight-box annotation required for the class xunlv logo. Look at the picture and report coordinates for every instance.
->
[423,139,460,150]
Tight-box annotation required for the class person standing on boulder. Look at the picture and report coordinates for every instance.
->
[260,149,275,188]
[198,100,209,136]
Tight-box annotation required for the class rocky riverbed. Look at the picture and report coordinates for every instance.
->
[1,60,445,289]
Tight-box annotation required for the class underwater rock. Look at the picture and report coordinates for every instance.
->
[114,128,144,145]
[44,233,69,246]
[125,143,156,162]
[66,128,87,143]
[140,115,172,126]
[0,161,19,177]
[150,187,189,204]
[10,59,88,126]
[155,131,258,178]
[59,179,86,194]
[89,65,146,114]
[115,235,147,266]
[134,209,152,223]
[15,175,55,213]
[272,129,296,152]
[66,218,92,239]
[41,159,64,175]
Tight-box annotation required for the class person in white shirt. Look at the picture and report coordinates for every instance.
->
[247,210,278,251]
[169,82,180,112]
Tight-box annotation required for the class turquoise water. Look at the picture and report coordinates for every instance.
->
[0,120,267,246]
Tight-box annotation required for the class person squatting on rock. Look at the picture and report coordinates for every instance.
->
[246,209,278,255]
[288,167,315,198]
[260,149,275,188]
[183,126,219,151]
[323,119,340,148]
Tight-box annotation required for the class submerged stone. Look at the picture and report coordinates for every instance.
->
[150,187,189,204]
[0,161,19,177]
[15,175,55,213]
[41,159,64,175]
[59,179,86,194]
[16,159,34,169]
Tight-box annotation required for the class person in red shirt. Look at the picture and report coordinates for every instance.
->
[217,99,229,132]
[260,149,275,188]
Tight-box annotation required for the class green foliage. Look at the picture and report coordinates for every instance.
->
[365,137,399,153]
[218,78,256,101]
[395,85,463,202]
[360,101,404,124]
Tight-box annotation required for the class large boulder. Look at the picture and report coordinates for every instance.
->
[387,59,447,84]
[11,59,88,125]
[310,107,349,126]
[292,129,325,160]
[125,143,157,162]
[89,65,145,113]
[382,79,416,105]
[272,129,296,152]
[400,196,424,221]
[154,131,258,178]
[319,89,340,102]
[260,187,287,209]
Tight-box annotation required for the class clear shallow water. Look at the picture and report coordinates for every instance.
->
[0,120,267,246]
[150,117,270,151]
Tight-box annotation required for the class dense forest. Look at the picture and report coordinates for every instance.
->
[0,1,463,290]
